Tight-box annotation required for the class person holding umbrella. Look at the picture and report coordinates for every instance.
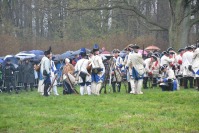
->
[3,58,18,94]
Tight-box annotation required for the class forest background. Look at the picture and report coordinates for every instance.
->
[0,0,198,56]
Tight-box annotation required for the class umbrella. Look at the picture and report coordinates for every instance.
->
[71,48,91,56]
[145,45,160,51]
[60,51,74,60]
[101,51,110,54]
[138,49,148,55]
[4,55,19,68]
[31,55,44,63]
[29,50,44,56]
[15,51,36,60]
[0,59,4,64]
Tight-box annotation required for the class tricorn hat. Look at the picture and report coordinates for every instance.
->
[80,47,87,56]
[177,48,184,53]
[113,49,120,53]
[185,46,193,50]
[167,47,173,52]
[129,44,139,49]
[160,65,168,71]
[93,44,99,52]
[44,46,52,55]
[151,54,158,60]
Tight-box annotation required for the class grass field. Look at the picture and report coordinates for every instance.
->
[0,86,199,133]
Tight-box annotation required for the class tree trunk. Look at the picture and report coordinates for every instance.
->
[169,0,191,50]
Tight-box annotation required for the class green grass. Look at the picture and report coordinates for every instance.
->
[0,86,199,133]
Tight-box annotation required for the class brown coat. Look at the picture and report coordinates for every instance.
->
[62,63,74,75]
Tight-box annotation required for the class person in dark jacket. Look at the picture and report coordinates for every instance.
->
[0,63,3,92]
[23,59,35,91]
[3,59,18,94]
[17,60,24,89]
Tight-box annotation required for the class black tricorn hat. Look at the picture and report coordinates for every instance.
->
[177,48,184,53]
[186,46,193,50]
[130,44,139,49]
[113,49,120,53]
[151,54,157,60]
[160,65,168,71]
[44,46,52,55]
[167,47,173,52]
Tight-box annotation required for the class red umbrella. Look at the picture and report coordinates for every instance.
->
[101,51,110,54]
[145,45,160,51]
[138,49,148,55]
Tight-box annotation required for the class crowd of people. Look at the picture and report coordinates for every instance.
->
[0,42,199,96]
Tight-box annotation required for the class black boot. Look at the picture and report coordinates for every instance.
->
[117,82,121,92]
[197,78,199,91]
[143,77,148,89]
[112,82,116,92]
[168,79,173,91]
[189,77,194,88]
[184,77,188,89]
[128,82,131,93]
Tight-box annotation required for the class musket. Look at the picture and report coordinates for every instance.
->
[108,57,114,92]
[47,74,58,93]
[142,44,145,59]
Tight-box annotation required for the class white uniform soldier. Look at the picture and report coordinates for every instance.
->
[49,53,59,96]
[192,43,199,91]
[175,48,185,86]
[160,51,174,67]
[143,55,158,88]
[90,44,105,95]
[123,46,132,93]
[182,46,194,89]
[151,54,160,87]
[126,44,144,94]
[40,47,51,96]
[111,49,123,92]
[74,48,91,95]
[159,65,177,91]
[75,48,92,95]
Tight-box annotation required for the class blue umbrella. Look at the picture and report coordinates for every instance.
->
[60,51,74,60]
[0,59,4,64]
[29,50,44,56]
[4,55,19,68]
[71,48,90,56]
[31,55,44,63]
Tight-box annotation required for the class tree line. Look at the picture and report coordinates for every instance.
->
[0,0,198,56]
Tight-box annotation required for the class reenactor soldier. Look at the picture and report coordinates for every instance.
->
[90,44,105,95]
[111,49,123,92]
[175,48,185,86]
[182,46,194,89]
[192,42,199,91]
[40,47,51,96]
[126,44,144,94]
[159,65,177,91]
[160,51,174,67]
[75,48,92,95]
[143,54,158,88]
[123,46,132,93]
